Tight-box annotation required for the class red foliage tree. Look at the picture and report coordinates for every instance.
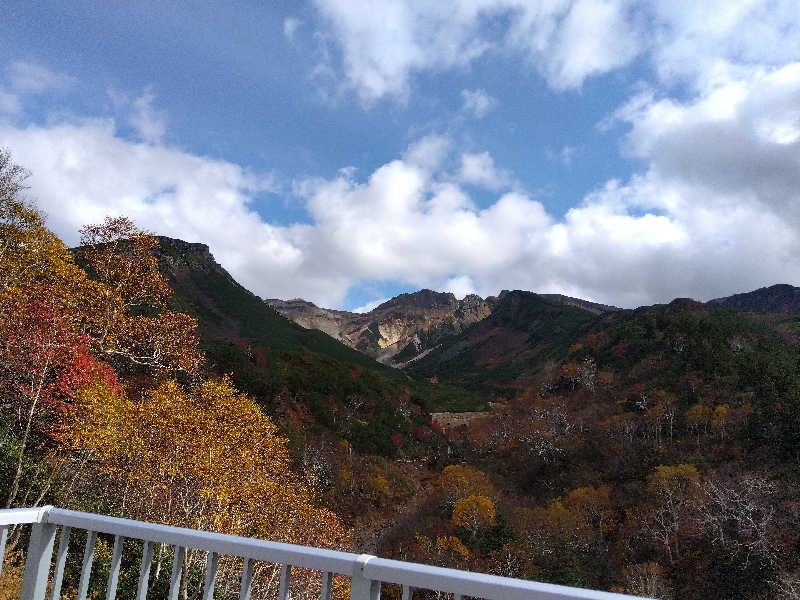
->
[0,295,117,508]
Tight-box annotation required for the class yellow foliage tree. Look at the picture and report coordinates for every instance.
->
[563,485,615,537]
[452,495,496,538]
[70,376,350,598]
[76,216,202,376]
[646,464,700,562]
[0,150,78,295]
[437,465,497,505]
[434,536,471,569]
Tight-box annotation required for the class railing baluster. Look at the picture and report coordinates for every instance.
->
[320,572,333,600]
[136,541,154,600]
[239,558,254,600]
[77,530,98,600]
[169,546,185,600]
[349,578,380,600]
[202,551,218,600]
[105,535,125,600]
[21,522,58,600]
[0,525,8,576]
[1,507,653,600]
[50,526,72,600]
[278,564,291,600]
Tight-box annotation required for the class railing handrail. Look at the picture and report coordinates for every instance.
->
[0,506,50,526]
[46,508,359,576]
[1,507,651,600]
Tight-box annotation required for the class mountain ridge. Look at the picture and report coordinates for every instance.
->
[266,289,620,367]
[708,283,800,312]
[153,236,388,370]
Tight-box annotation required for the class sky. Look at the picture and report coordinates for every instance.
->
[1,1,799,311]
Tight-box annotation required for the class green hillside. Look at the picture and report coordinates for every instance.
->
[153,238,486,455]
[155,237,389,370]
[405,290,601,394]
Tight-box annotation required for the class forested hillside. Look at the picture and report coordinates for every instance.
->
[378,298,800,599]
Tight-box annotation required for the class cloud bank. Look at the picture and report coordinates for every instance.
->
[4,63,799,310]
[312,0,640,102]
[2,1,798,310]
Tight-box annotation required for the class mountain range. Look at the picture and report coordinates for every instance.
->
[66,235,800,596]
[267,277,800,382]
[266,290,619,367]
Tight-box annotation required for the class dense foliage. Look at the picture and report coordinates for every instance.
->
[380,299,800,599]
[0,150,350,600]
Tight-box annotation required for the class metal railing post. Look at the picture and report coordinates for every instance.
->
[350,555,380,600]
[0,525,8,576]
[21,522,58,600]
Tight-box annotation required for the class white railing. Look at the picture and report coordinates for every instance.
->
[0,507,650,600]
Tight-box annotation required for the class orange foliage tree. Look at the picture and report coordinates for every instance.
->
[76,216,202,376]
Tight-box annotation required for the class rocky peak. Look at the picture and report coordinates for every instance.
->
[155,236,219,273]
[375,289,458,311]
[267,288,618,368]
[266,290,496,367]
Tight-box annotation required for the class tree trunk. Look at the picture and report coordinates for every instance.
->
[5,358,50,509]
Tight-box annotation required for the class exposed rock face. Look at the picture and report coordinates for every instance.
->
[264,298,357,342]
[266,290,498,367]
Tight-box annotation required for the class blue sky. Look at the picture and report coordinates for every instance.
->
[1,1,799,310]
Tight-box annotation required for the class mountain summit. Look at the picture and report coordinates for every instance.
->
[266,290,497,366]
[708,283,800,312]
[267,289,619,367]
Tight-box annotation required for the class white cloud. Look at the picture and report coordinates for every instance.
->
[108,87,167,144]
[0,60,73,116]
[7,60,75,93]
[403,134,452,172]
[458,151,510,190]
[283,17,303,41]
[648,0,800,92]
[5,1,800,313]
[5,97,800,310]
[461,88,496,118]
[614,63,800,211]
[0,117,302,301]
[512,0,641,90]
[444,275,478,299]
[352,297,391,313]
[312,0,642,102]
[129,90,167,144]
[311,0,798,105]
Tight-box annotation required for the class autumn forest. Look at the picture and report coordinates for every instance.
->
[2,148,800,600]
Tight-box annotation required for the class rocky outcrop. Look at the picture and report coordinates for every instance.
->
[266,290,499,367]
[265,298,358,342]
[266,288,620,368]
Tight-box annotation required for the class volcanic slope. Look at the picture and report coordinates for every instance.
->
[404,290,608,394]
[267,290,618,367]
[154,237,384,369]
